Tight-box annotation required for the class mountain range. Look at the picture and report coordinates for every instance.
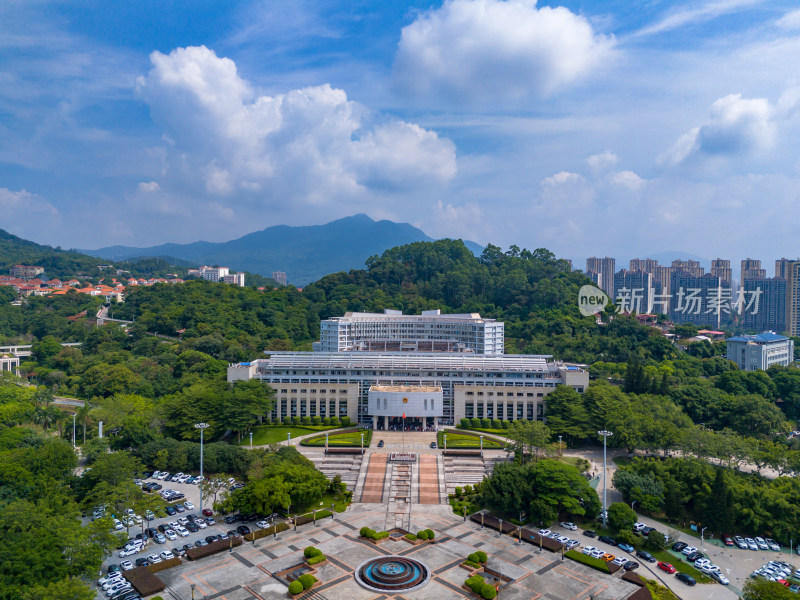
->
[82,214,484,285]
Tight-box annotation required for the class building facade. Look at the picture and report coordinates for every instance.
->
[711,259,732,286]
[187,266,230,282]
[669,272,725,325]
[10,265,44,280]
[314,310,505,356]
[586,257,615,298]
[671,259,704,277]
[786,261,800,336]
[742,277,786,334]
[726,332,794,371]
[741,258,766,281]
[613,270,654,314]
[227,352,589,428]
[272,271,287,286]
[222,272,246,287]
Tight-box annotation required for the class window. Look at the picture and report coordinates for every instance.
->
[431,399,434,411]
[465,402,474,418]
[424,399,428,410]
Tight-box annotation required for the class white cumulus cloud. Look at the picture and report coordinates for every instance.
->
[393,0,616,104]
[136,45,456,210]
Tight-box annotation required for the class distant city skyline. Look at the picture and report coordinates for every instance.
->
[2,1,800,258]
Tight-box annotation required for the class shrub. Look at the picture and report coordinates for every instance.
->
[340,416,351,426]
[322,417,331,425]
[614,529,640,547]
[480,418,491,428]
[311,416,321,425]
[463,485,472,495]
[491,419,501,429]
[292,416,301,425]
[375,530,389,540]
[301,416,311,425]
[417,530,429,540]
[360,527,371,537]
[330,417,340,426]
[645,531,667,552]
[476,551,488,564]
[501,420,510,429]
[307,554,326,565]
[480,583,497,599]
[282,416,291,425]
[470,418,481,428]
[405,533,417,541]
[297,574,316,590]
[146,557,182,573]
[288,581,304,595]
[468,552,480,564]
[467,575,485,593]
[461,418,471,428]
[455,486,463,497]
[425,529,435,540]
[304,546,322,558]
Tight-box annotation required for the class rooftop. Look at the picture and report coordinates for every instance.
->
[727,331,790,343]
[369,385,442,393]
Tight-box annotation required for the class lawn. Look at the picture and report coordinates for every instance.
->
[438,430,504,449]
[243,426,322,445]
[652,550,714,583]
[302,429,373,447]
[564,550,610,573]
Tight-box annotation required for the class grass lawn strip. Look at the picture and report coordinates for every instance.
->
[564,550,610,573]
[302,429,372,447]
[438,430,504,449]
[244,426,324,445]
[652,550,713,583]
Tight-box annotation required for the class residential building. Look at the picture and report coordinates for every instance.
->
[10,265,44,280]
[741,258,766,280]
[629,258,659,273]
[711,259,732,286]
[671,259,704,277]
[314,309,504,355]
[586,257,615,297]
[613,270,653,314]
[786,261,800,336]
[669,272,726,326]
[188,266,230,282]
[272,271,287,286]
[726,332,794,371]
[227,352,588,427]
[775,258,797,279]
[0,353,20,375]
[653,266,673,300]
[222,272,246,287]
[742,277,786,334]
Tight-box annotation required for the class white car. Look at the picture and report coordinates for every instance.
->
[160,550,174,560]
[681,546,697,556]
[733,535,747,549]
[120,561,134,571]
[633,522,646,532]
[184,501,195,510]
[145,510,156,521]
[98,573,123,586]
[147,553,162,563]
[176,527,189,537]
[754,536,769,550]
[538,529,552,537]
[589,549,604,559]
[765,538,781,552]
[560,522,577,531]
[196,519,207,529]
[565,540,580,550]
[165,529,178,540]
[700,563,720,574]
[118,547,137,558]
[178,517,189,525]
[157,472,169,480]
[193,475,204,484]
[711,571,729,585]
[582,546,597,555]
[256,519,271,529]
[171,472,184,482]
[745,538,759,550]
[612,556,628,566]
[694,558,711,568]
[104,582,131,595]
[112,519,124,531]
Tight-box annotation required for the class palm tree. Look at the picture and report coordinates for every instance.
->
[76,403,93,444]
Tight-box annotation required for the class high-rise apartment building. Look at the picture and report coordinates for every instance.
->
[629,258,659,273]
[671,259,704,277]
[272,271,287,286]
[711,259,732,285]
[222,272,246,287]
[653,266,673,299]
[586,257,615,298]
[741,258,766,280]
[775,258,797,279]
[669,272,725,325]
[10,265,44,280]
[613,270,654,314]
[187,266,230,282]
[785,261,800,336]
[742,277,786,334]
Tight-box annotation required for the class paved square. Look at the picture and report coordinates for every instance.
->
[155,504,641,600]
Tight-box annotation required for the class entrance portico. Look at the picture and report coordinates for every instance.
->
[368,385,443,431]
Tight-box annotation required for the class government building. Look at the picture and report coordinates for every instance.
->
[228,311,588,428]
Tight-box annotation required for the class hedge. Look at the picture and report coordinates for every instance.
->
[288,581,303,595]
[123,568,166,597]
[405,533,417,541]
[564,550,610,573]
[186,536,243,560]
[243,521,290,541]
[359,527,389,540]
[146,557,182,573]
[465,575,485,594]
[304,546,323,558]
[294,510,332,527]
[480,583,497,599]
[475,551,487,564]
[297,574,317,590]
[307,554,327,565]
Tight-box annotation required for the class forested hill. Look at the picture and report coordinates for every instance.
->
[100,239,672,365]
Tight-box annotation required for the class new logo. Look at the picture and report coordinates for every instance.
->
[578,285,610,316]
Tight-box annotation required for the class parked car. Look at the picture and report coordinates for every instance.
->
[601,553,615,562]
[598,535,616,546]
[711,571,730,585]
[623,561,639,571]
[160,550,174,560]
[202,508,213,517]
[721,534,734,547]
[681,546,698,556]
[237,525,251,535]
[745,538,759,551]
[754,536,769,550]
[612,556,628,566]
[377,440,384,447]
[617,543,634,553]
[184,501,195,510]
[560,522,578,531]
[538,529,551,537]
[256,519,271,529]
[194,539,208,547]
[676,573,696,586]
[120,561,134,571]
[135,557,150,567]
[686,551,705,562]
[165,506,176,516]
[636,550,656,563]
[733,535,748,549]
[583,530,596,538]
[672,542,688,552]
[657,562,676,574]
[766,538,781,552]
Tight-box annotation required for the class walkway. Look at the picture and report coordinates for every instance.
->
[358,453,387,503]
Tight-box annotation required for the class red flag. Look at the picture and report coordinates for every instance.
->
[402,412,406,419]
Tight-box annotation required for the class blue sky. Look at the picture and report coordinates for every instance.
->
[2,0,800,267]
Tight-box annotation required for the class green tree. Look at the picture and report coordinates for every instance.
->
[607,502,637,531]
[742,579,797,600]
[504,420,551,463]
[702,469,732,536]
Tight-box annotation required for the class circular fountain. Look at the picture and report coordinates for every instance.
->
[354,555,431,593]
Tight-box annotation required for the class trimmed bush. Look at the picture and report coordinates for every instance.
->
[480,583,497,599]
[461,418,470,428]
[312,416,322,425]
[301,416,311,425]
[491,419,501,429]
[455,486,463,497]
[417,530,429,540]
[322,417,331,426]
[480,418,491,428]
[425,529,435,540]
[360,526,371,537]
[307,554,327,565]
[501,420,510,429]
[476,551,488,564]
[468,552,480,564]
[466,575,485,593]
[288,581,304,595]
[292,416,301,425]
[330,417,340,426]
[375,530,389,540]
[470,418,481,428]
[340,416,351,426]
[304,546,322,558]
[405,533,417,541]
[463,485,472,495]
[463,560,481,569]
[297,574,316,590]
[282,416,291,425]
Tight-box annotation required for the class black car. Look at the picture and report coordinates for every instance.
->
[686,551,705,562]
[583,529,596,538]
[165,506,176,516]
[640,526,655,536]
[186,522,199,533]
[145,527,158,538]
[157,524,168,533]
[237,525,251,535]
[430,442,437,448]
[134,557,150,567]
[377,440,384,448]
[672,541,688,552]
[636,550,656,563]
[224,514,240,524]
[205,535,219,544]
[195,539,208,547]
[228,530,241,539]
[150,483,162,492]
[598,535,617,546]
[175,504,185,513]
[623,561,639,571]
[676,573,696,586]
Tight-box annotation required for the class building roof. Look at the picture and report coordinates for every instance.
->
[254,351,554,372]
[336,310,495,322]
[727,332,790,343]
[369,385,443,393]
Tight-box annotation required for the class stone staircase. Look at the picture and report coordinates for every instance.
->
[443,453,509,496]
[304,451,364,491]
[385,460,413,530]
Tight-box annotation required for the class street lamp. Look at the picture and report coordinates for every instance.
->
[249,431,253,450]
[701,526,707,549]
[195,423,209,513]
[631,500,637,511]
[598,430,613,529]
[558,435,562,457]
[480,435,484,457]
[287,432,291,445]
[72,413,77,449]
[444,434,447,452]
[361,432,364,455]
